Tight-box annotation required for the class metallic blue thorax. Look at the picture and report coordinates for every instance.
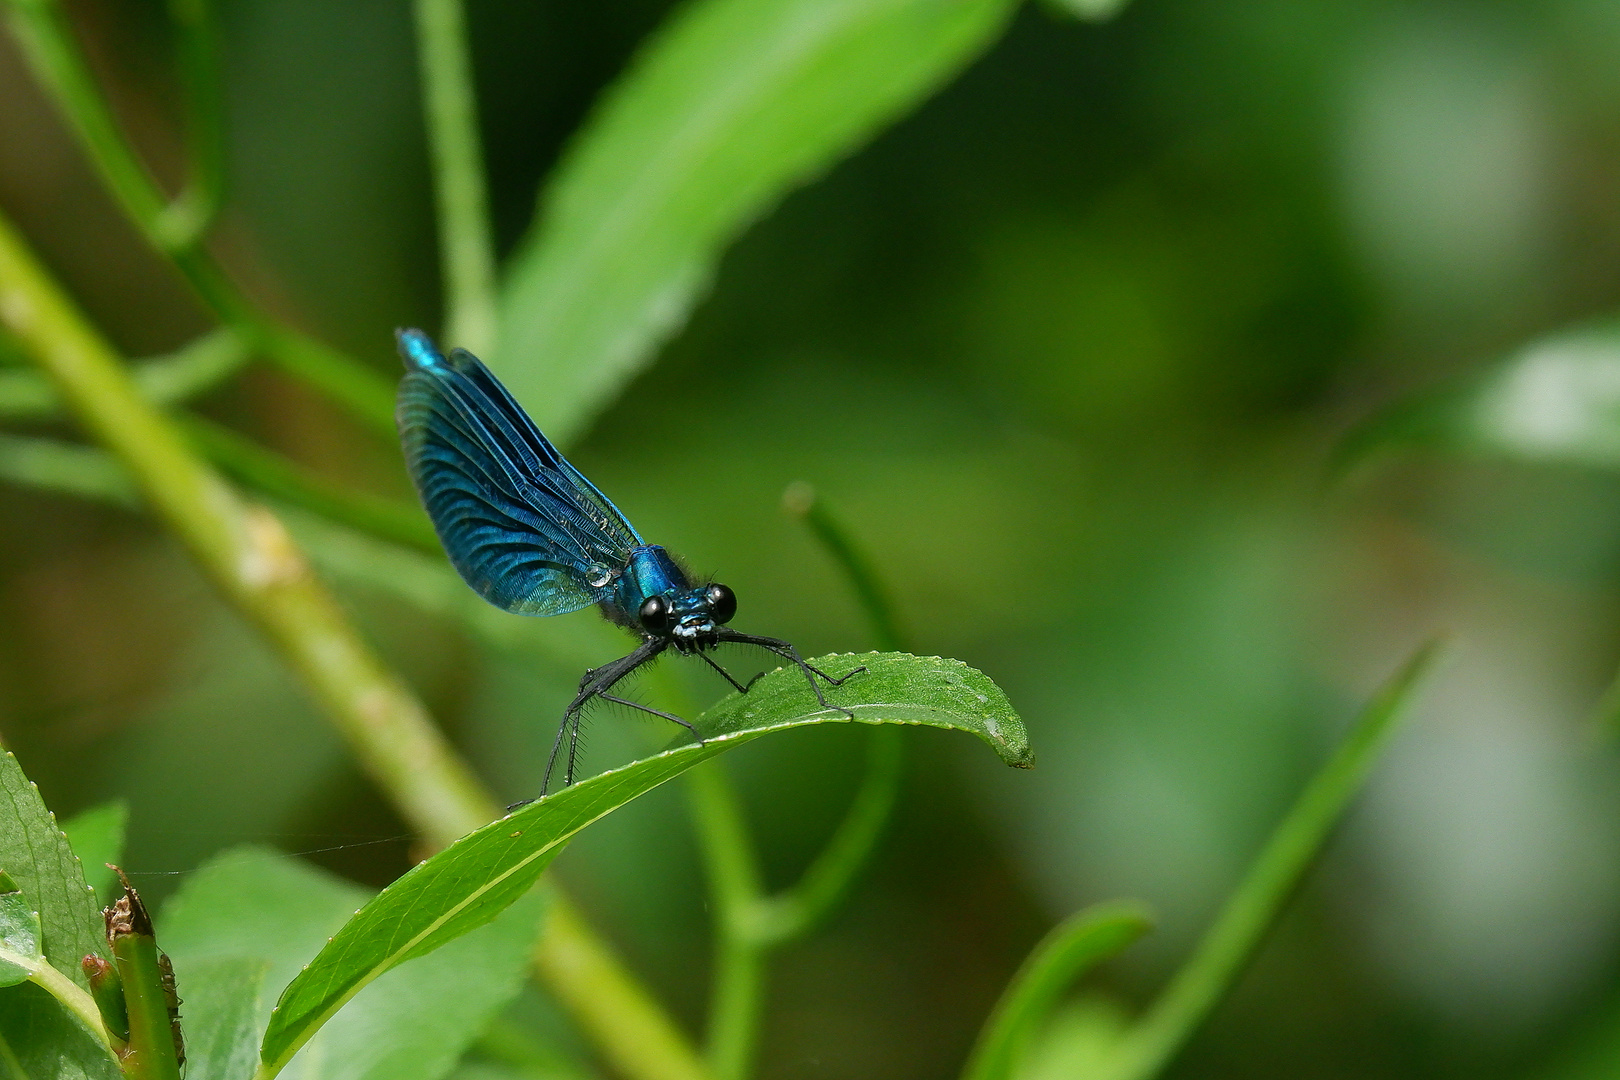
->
[614,546,691,612]
[610,546,723,650]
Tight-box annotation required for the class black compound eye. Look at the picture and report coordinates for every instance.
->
[639,595,672,633]
[705,583,737,625]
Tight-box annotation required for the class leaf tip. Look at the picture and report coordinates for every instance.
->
[981,712,1034,768]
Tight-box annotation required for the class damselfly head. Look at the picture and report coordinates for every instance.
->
[640,583,737,651]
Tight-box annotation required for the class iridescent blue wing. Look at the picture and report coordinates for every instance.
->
[396,329,643,616]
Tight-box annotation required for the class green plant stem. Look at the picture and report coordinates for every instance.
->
[176,413,440,553]
[414,0,498,356]
[0,207,488,847]
[756,482,905,942]
[3,0,168,240]
[2,0,398,433]
[961,902,1152,1080]
[108,931,180,1080]
[1101,641,1442,1080]
[782,482,904,652]
[672,485,918,1077]
[534,897,713,1080]
[0,209,711,1080]
[746,724,902,944]
[154,0,224,249]
[685,763,767,1080]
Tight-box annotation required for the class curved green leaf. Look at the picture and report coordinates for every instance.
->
[963,902,1152,1080]
[497,0,1019,444]
[259,652,1030,1074]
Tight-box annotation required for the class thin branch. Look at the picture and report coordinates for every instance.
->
[152,0,225,250]
[685,764,766,1080]
[413,0,498,355]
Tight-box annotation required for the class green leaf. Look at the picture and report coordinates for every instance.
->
[158,847,371,1038]
[0,982,120,1080]
[497,0,1019,444]
[261,652,1029,1073]
[162,848,551,1080]
[300,887,548,1080]
[60,802,128,903]
[0,751,104,990]
[1338,318,1620,473]
[0,871,44,987]
[963,902,1152,1080]
[1014,999,1130,1080]
[1099,641,1442,1080]
[177,958,269,1080]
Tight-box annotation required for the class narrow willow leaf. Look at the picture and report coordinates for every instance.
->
[963,902,1152,1080]
[1100,642,1442,1080]
[497,0,1019,443]
[0,751,103,989]
[1015,999,1130,1080]
[60,801,129,901]
[0,871,44,987]
[261,652,1030,1073]
[1338,318,1620,473]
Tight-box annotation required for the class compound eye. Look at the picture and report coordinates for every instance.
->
[706,583,737,625]
[639,595,672,633]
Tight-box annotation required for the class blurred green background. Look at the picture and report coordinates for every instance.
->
[6,0,1620,1077]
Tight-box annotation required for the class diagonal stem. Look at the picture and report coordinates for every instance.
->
[0,207,710,1080]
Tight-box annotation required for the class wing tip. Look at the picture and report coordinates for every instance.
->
[396,327,444,372]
